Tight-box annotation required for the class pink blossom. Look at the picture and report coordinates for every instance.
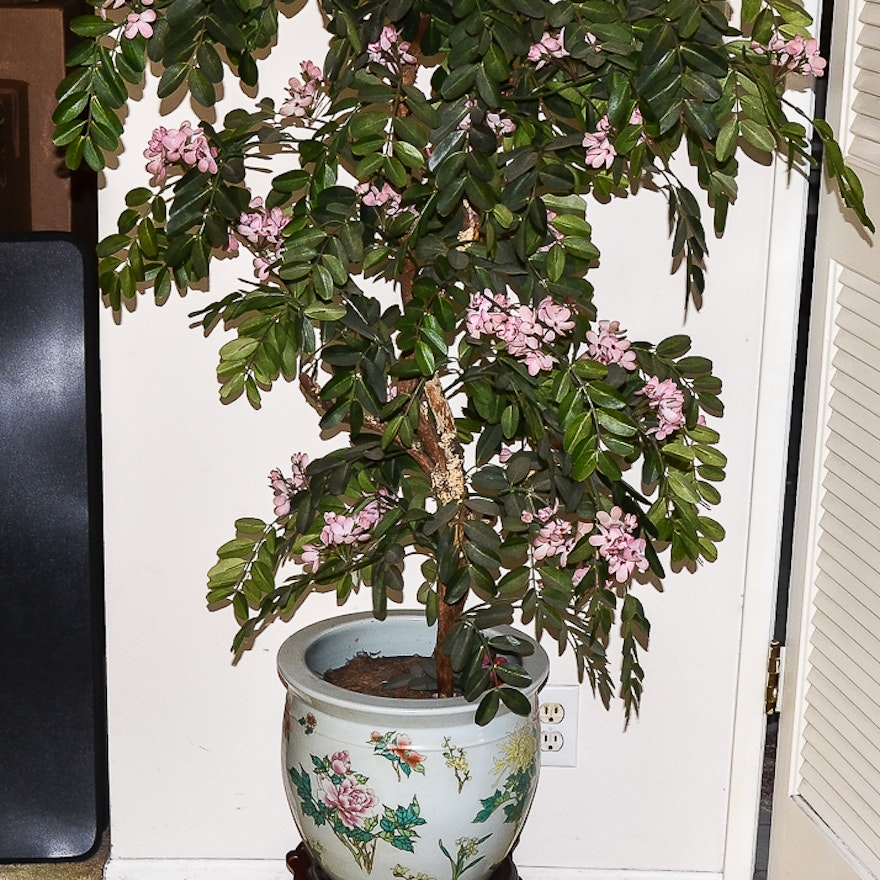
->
[318,776,378,829]
[585,320,637,371]
[486,111,516,136]
[330,750,351,776]
[320,512,371,546]
[238,197,285,246]
[522,350,556,375]
[355,491,392,531]
[279,60,324,118]
[638,375,686,440]
[532,517,573,562]
[528,31,569,68]
[536,503,558,523]
[572,566,590,587]
[583,116,616,169]
[235,196,286,279]
[269,469,293,516]
[144,121,217,186]
[588,506,648,583]
[99,0,126,20]
[268,453,308,516]
[629,107,648,145]
[465,290,573,375]
[537,297,575,341]
[123,7,155,38]
[753,31,826,76]
[458,99,478,132]
[367,25,417,71]
[499,446,514,463]
[538,211,566,252]
[355,181,408,217]
[528,507,592,567]
[316,492,392,548]
[300,543,320,572]
[101,0,153,19]
[253,256,274,281]
[290,453,309,487]
[465,290,512,339]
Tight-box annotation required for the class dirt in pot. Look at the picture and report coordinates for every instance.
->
[323,653,441,699]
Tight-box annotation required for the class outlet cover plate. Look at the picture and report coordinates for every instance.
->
[538,684,578,768]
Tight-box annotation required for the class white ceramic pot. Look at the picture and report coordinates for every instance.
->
[278,611,550,880]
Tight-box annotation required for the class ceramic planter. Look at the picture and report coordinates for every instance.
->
[277,610,550,880]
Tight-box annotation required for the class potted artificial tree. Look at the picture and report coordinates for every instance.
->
[55,0,871,877]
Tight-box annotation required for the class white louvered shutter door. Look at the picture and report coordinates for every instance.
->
[769,0,880,874]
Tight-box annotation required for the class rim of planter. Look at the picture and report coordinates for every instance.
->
[277,609,550,719]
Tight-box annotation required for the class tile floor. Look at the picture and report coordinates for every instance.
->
[1,829,108,880]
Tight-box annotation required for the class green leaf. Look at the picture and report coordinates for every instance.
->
[475,689,501,725]
[667,470,701,503]
[52,91,89,126]
[304,303,347,321]
[547,244,565,282]
[69,14,117,36]
[96,233,132,258]
[394,140,426,169]
[501,404,519,439]
[716,118,738,163]
[739,119,777,153]
[157,62,189,99]
[415,341,435,376]
[187,66,216,107]
[742,0,761,22]
[440,64,477,100]
[498,686,531,715]
[196,42,224,83]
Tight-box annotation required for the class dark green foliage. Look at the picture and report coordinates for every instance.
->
[61,0,871,725]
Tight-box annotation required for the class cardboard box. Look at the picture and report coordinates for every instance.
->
[0,2,94,232]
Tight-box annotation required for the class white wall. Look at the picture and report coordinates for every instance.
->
[99,4,806,875]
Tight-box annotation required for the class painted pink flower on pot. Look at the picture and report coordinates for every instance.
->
[318,774,379,829]
[370,731,426,780]
[289,750,426,873]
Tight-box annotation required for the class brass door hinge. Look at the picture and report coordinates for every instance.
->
[765,640,783,715]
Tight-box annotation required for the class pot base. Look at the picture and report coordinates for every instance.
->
[285,844,520,880]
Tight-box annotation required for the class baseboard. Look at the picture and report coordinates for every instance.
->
[104,858,723,880]
[104,859,292,880]
[521,870,723,880]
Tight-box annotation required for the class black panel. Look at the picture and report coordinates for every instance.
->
[0,234,103,860]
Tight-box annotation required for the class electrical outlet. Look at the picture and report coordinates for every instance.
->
[539,701,566,724]
[538,684,578,767]
[541,730,564,752]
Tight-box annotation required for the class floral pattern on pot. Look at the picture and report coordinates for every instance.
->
[392,835,490,880]
[472,724,537,825]
[289,749,426,874]
[441,737,470,793]
[370,731,426,780]
[439,835,491,880]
